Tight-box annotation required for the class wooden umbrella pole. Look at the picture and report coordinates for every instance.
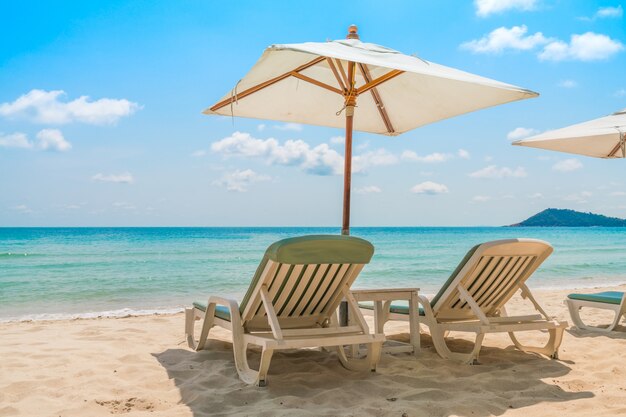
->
[341,25,359,235]
[342,98,354,235]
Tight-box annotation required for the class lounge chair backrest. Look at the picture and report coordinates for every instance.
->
[431,239,553,321]
[239,235,374,331]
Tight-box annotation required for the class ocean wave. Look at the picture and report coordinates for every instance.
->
[0,306,185,324]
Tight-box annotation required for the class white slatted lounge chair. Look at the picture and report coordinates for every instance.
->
[185,235,384,386]
[360,239,567,364]
[566,291,626,332]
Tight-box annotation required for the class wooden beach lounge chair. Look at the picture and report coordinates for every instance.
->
[566,291,625,332]
[360,239,567,364]
[185,235,384,386]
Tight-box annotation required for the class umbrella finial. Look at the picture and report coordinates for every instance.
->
[347,25,359,40]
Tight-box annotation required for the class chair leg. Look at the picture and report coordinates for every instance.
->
[185,308,198,349]
[230,337,275,387]
[429,326,484,364]
[508,327,564,359]
[196,308,217,351]
[566,300,622,332]
[335,340,383,372]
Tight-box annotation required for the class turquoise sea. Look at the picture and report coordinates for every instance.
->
[1,227,625,322]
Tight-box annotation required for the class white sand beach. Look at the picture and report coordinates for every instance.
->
[1,284,625,417]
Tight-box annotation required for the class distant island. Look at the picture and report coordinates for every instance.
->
[510,208,626,227]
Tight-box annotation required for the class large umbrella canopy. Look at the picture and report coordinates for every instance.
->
[513,108,626,158]
[205,26,538,233]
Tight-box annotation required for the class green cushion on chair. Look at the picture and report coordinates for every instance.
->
[567,291,624,305]
[193,302,232,321]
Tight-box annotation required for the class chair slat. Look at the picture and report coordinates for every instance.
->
[291,264,330,316]
[320,264,363,316]
[251,262,289,318]
[311,263,351,315]
[490,256,536,309]
[484,256,532,308]
[273,264,305,315]
[304,264,340,315]
[474,256,515,305]
[459,256,506,310]
[480,256,526,307]
[281,264,317,317]
[241,260,279,322]
[451,256,491,309]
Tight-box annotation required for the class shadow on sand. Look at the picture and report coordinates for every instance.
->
[155,332,592,417]
[566,326,626,340]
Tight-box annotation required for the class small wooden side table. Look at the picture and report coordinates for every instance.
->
[349,288,420,356]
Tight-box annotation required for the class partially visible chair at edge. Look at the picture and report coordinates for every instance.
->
[185,235,384,386]
[566,290,626,332]
[360,239,568,364]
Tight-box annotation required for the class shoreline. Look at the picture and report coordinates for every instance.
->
[2,280,625,324]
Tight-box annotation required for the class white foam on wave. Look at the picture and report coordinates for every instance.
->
[0,306,185,324]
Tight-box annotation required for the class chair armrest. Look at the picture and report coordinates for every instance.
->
[417,294,435,319]
[206,296,243,326]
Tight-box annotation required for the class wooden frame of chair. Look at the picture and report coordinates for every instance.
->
[364,239,568,364]
[185,255,384,386]
[565,293,626,332]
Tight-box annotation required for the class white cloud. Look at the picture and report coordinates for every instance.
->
[474,0,538,17]
[330,136,344,145]
[507,127,539,140]
[529,192,544,199]
[469,165,528,178]
[36,129,71,151]
[355,185,382,194]
[401,150,453,163]
[461,25,549,53]
[274,123,303,131]
[112,201,136,210]
[0,132,32,149]
[12,204,33,214]
[539,32,624,61]
[0,129,71,151]
[614,88,626,98]
[463,27,623,62]
[484,155,494,162]
[92,172,134,184]
[563,191,592,203]
[410,181,449,195]
[353,149,398,172]
[213,169,270,192]
[211,131,395,176]
[580,5,623,21]
[472,195,492,202]
[191,150,206,157]
[257,124,266,132]
[558,79,577,88]
[457,149,471,159]
[610,191,626,197]
[597,5,623,18]
[552,158,582,172]
[0,89,140,125]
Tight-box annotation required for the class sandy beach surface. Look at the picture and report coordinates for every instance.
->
[1,284,625,417]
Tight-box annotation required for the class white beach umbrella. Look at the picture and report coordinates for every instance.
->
[205,26,538,234]
[513,108,626,158]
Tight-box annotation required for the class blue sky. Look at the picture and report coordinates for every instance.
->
[1,0,625,227]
